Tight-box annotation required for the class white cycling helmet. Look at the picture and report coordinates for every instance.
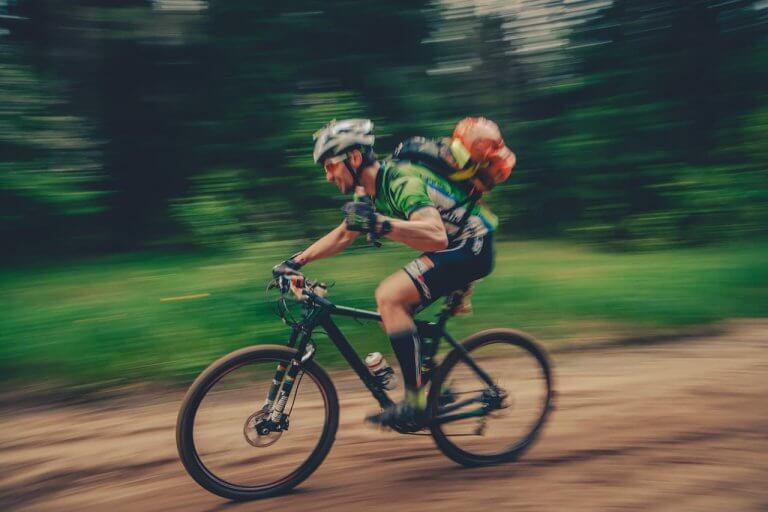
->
[312,119,375,164]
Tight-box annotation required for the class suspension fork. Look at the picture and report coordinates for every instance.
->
[264,312,322,422]
[262,302,327,423]
[268,357,304,423]
[260,327,300,410]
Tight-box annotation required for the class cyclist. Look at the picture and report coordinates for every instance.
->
[272,118,516,431]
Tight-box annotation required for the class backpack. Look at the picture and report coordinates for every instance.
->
[392,136,461,183]
[391,136,481,241]
[392,135,512,191]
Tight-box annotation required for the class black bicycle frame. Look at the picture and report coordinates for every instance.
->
[273,290,497,423]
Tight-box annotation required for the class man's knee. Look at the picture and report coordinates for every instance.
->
[377,271,422,316]
[376,281,413,313]
[375,282,397,310]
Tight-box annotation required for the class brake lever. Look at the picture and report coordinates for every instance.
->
[274,275,292,294]
[367,232,382,248]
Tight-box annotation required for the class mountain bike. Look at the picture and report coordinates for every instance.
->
[176,274,554,501]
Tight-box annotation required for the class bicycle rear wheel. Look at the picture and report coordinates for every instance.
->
[429,329,553,466]
[176,345,339,500]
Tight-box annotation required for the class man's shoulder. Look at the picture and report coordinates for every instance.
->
[384,157,474,199]
[383,158,443,184]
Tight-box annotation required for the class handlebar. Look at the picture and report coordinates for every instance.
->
[271,275,330,303]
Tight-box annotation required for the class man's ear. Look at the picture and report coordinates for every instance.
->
[349,149,363,168]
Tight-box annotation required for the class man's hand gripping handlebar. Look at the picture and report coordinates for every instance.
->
[271,274,328,301]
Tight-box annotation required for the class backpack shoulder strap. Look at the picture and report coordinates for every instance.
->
[449,190,482,242]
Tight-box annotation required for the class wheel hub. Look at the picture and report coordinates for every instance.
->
[481,386,509,411]
[244,410,285,447]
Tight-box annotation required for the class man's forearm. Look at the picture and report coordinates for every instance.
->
[381,214,448,252]
[294,222,359,265]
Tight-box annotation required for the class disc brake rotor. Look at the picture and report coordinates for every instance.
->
[243,410,283,448]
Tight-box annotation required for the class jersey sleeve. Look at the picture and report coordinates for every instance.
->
[389,174,434,218]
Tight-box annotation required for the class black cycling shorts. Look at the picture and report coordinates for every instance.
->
[403,235,494,307]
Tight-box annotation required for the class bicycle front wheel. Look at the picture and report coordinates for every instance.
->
[429,329,553,466]
[176,345,339,501]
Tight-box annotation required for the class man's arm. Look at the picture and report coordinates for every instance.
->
[293,220,360,266]
[381,206,448,252]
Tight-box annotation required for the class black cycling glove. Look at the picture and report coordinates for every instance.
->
[343,201,392,235]
[272,254,303,278]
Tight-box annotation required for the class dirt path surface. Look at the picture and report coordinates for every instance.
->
[2,321,767,512]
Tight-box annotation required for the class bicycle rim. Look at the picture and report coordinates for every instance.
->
[430,331,552,464]
[186,355,332,492]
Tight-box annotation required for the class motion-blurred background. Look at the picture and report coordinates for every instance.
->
[2,0,767,391]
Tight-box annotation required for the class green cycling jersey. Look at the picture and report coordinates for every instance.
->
[366,159,498,242]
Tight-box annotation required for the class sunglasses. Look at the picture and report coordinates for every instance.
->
[323,154,348,170]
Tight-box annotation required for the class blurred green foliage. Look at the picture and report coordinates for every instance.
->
[2,240,768,387]
[1,0,767,257]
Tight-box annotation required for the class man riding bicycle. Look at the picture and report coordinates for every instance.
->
[272,117,516,430]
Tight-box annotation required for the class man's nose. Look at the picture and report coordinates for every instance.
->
[325,170,333,182]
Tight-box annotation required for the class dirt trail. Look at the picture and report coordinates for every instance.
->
[2,321,767,512]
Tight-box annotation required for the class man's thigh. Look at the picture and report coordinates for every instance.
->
[376,270,422,308]
[404,236,493,306]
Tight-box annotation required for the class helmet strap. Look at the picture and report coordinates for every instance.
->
[343,157,360,186]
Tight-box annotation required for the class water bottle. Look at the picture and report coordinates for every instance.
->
[365,352,398,390]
